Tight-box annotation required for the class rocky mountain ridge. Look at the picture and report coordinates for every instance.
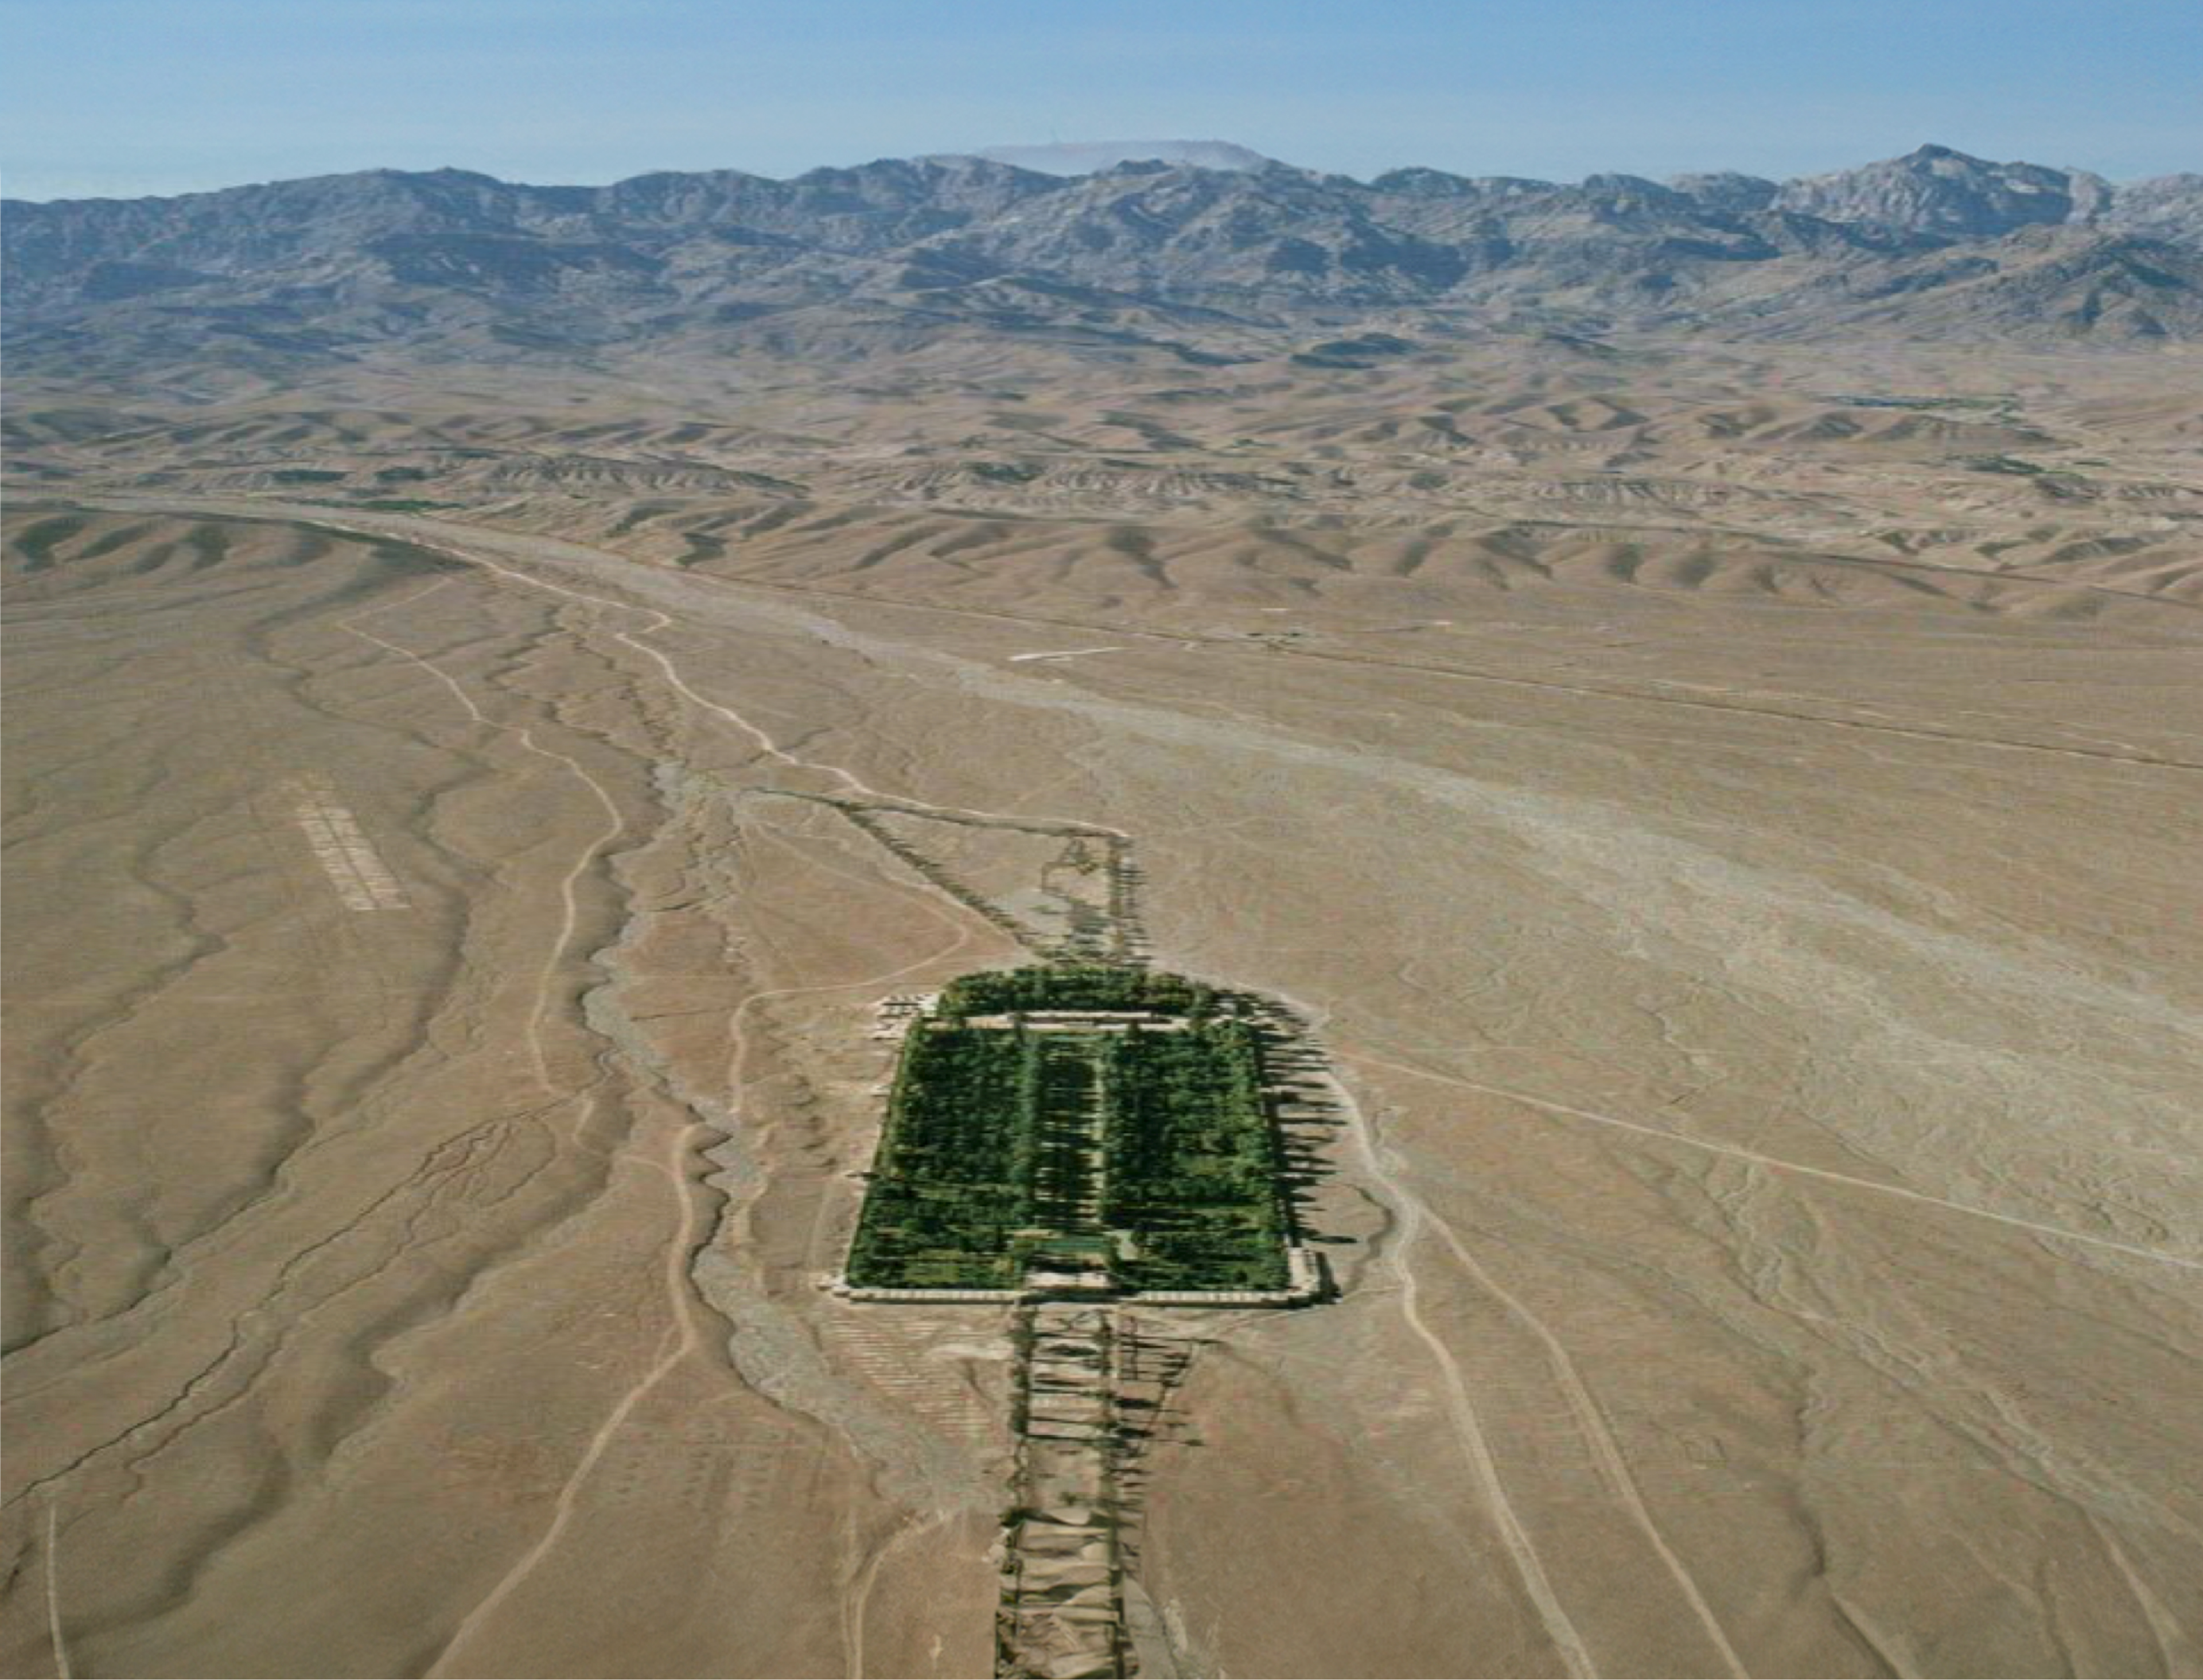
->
[8,144,2201,374]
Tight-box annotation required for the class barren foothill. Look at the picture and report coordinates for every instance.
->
[3,328,2201,1678]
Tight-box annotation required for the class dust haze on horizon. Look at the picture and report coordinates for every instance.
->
[4,0,2202,197]
[7,133,2203,207]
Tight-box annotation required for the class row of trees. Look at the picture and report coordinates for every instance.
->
[939,965,1223,1020]
[847,1026,1040,1287]
[1097,1022,1291,1290]
[1027,1037,1106,1234]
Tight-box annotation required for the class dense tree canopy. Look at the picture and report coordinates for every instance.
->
[848,968,1289,1291]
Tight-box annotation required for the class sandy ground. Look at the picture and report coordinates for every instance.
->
[3,337,2201,1677]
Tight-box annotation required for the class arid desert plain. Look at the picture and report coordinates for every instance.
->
[5,330,2202,1677]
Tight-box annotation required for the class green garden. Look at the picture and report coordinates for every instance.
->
[845,966,1293,1292]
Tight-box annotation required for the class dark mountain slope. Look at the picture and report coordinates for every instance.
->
[7,146,2198,374]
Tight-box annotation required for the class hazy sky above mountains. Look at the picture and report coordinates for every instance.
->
[2,0,2197,201]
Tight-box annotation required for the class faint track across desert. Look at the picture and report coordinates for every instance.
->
[1417,1207,1749,1676]
[422,1119,707,1677]
[43,1500,72,1680]
[338,577,630,1106]
[426,920,978,1675]
[1341,1049,2203,1274]
[386,528,1134,839]
[78,497,2203,777]
[1289,1004,1601,1678]
[712,578,2203,774]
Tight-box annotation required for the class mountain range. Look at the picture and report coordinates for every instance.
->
[956,139,1276,175]
[8,143,2201,379]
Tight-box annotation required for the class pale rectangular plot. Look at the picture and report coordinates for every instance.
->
[290,776,410,911]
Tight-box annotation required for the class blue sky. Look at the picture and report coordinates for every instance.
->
[2,0,2197,200]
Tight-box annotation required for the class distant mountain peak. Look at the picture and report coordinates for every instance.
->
[949,139,1279,177]
[1773,146,2111,237]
